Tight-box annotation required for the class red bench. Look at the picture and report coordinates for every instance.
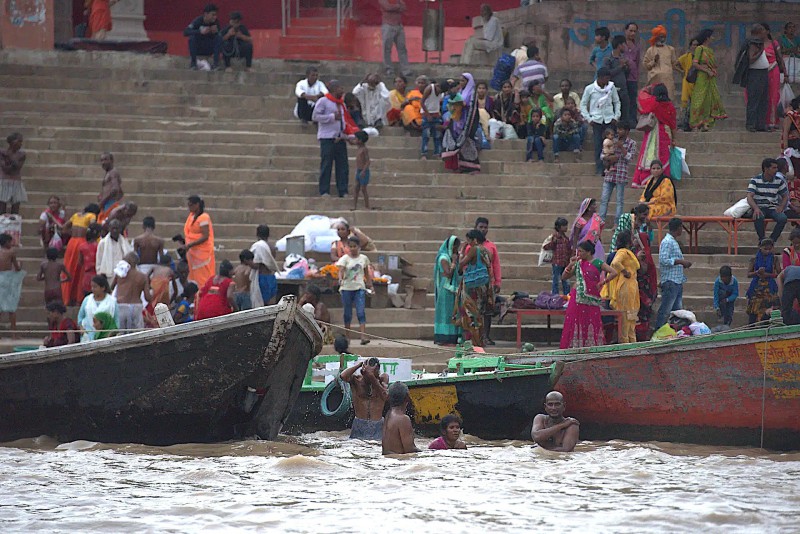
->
[507,308,624,349]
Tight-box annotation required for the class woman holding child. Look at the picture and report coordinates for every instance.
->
[569,198,605,260]
[559,240,619,349]
[433,235,462,345]
[442,73,481,173]
[639,160,677,218]
[747,238,781,324]
[455,229,494,347]
[631,84,677,188]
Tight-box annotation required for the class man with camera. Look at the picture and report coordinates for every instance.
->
[183,3,223,70]
[221,11,253,72]
[340,357,390,440]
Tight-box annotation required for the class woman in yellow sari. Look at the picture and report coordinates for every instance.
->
[386,76,407,126]
[639,160,677,218]
[603,230,641,343]
[180,195,215,288]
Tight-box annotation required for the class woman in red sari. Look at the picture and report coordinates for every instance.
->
[560,240,618,349]
[764,25,786,131]
[195,260,236,321]
[631,84,677,188]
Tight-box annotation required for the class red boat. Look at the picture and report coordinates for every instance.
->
[510,323,800,450]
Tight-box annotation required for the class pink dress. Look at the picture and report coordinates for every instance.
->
[765,40,782,128]
[560,259,606,349]
[428,436,450,450]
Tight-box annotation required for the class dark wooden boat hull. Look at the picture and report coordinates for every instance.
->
[0,297,322,446]
[284,369,557,441]
[511,326,800,450]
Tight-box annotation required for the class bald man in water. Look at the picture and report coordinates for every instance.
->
[531,391,580,452]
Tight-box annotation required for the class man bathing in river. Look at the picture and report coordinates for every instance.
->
[383,381,419,455]
[531,391,580,452]
[340,357,389,441]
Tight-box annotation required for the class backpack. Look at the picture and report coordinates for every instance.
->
[463,247,491,289]
[534,291,567,310]
[490,53,516,91]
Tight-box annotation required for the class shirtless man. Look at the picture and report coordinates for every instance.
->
[531,391,580,452]
[232,249,255,311]
[0,234,24,337]
[0,132,27,214]
[340,357,389,441]
[133,216,165,275]
[37,247,70,305]
[382,381,419,455]
[101,201,138,236]
[298,285,331,325]
[111,252,151,333]
[97,152,123,223]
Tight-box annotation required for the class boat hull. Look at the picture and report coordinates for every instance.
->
[0,298,322,446]
[512,327,800,450]
[284,369,556,441]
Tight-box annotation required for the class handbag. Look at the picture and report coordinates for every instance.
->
[538,235,553,267]
[463,247,490,289]
[685,66,699,84]
[636,112,656,132]
[48,228,63,252]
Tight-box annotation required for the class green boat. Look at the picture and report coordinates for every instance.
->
[283,349,562,441]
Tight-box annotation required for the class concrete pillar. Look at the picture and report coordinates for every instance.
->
[107,0,147,42]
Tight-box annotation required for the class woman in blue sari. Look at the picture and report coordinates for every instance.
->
[433,235,462,345]
[442,73,481,173]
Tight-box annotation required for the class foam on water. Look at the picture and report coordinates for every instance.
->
[1,433,799,533]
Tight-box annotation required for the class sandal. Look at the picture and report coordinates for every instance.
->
[360,339,370,345]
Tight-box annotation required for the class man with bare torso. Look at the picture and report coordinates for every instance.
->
[98,152,123,223]
[382,381,419,455]
[111,252,151,333]
[340,357,389,440]
[531,391,580,452]
[0,234,24,337]
[232,249,255,311]
[133,216,165,275]
[101,201,137,236]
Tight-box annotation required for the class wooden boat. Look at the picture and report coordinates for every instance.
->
[284,354,562,441]
[509,321,800,450]
[0,296,322,446]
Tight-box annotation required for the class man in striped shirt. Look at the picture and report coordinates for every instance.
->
[747,158,788,243]
[510,45,548,91]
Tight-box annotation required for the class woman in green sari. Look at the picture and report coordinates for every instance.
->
[433,235,462,345]
[689,29,728,131]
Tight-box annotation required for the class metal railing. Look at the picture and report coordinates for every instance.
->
[336,0,353,38]
[280,0,300,37]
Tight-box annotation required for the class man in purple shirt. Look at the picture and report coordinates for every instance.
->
[623,22,641,123]
[312,80,349,197]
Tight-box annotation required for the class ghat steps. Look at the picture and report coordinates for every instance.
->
[0,50,785,343]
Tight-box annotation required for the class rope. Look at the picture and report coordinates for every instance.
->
[760,323,770,450]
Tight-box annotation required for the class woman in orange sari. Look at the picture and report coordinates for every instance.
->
[84,0,118,40]
[180,195,215,288]
[62,203,100,306]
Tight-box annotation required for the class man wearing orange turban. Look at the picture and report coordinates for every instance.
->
[643,25,681,100]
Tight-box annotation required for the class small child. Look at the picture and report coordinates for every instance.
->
[420,79,443,159]
[233,249,255,311]
[0,234,25,337]
[746,239,780,324]
[352,130,371,210]
[37,246,70,305]
[713,265,739,326]
[172,260,190,303]
[336,236,373,345]
[542,218,571,295]
[526,108,547,163]
[428,413,467,450]
[602,128,616,174]
[173,282,198,324]
[299,284,333,344]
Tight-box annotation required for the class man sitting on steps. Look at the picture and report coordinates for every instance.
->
[184,3,223,70]
[220,11,253,72]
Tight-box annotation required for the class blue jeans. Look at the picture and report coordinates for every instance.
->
[578,122,588,145]
[319,138,349,196]
[341,289,367,325]
[526,135,544,161]
[188,34,223,67]
[421,116,443,155]
[551,264,569,295]
[552,133,581,155]
[753,207,788,242]
[655,281,683,329]
[599,180,627,225]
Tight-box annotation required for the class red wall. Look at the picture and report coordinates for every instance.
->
[355,0,522,27]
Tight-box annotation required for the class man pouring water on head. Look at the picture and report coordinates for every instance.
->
[340,357,389,440]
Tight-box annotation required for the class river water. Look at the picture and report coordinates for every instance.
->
[1,433,798,533]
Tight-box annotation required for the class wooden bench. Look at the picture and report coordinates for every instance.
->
[652,215,800,255]
[507,308,624,349]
